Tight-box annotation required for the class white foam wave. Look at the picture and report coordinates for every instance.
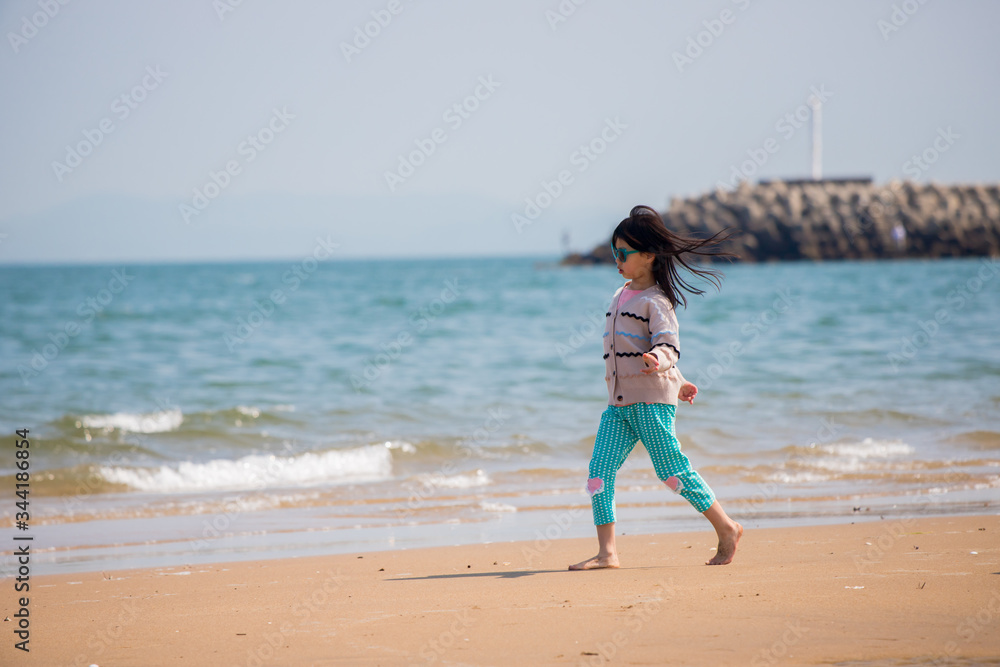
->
[818,438,914,459]
[98,444,392,492]
[767,438,917,482]
[416,469,491,489]
[205,492,318,514]
[768,471,829,484]
[383,440,417,454]
[807,438,914,474]
[480,501,517,513]
[79,409,183,434]
[973,475,1000,490]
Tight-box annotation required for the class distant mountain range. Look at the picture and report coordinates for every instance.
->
[0,192,608,264]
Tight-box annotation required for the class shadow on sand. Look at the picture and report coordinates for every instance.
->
[387,565,675,581]
[387,569,566,581]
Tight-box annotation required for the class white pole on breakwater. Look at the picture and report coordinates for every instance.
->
[809,95,822,180]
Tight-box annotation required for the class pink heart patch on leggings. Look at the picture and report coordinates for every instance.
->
[586,477,604,497]
[663,476,685,494]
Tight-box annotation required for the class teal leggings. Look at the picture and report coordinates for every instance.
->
[587,403,716,525]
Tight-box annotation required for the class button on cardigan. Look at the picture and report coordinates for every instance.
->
[603,282,686,406]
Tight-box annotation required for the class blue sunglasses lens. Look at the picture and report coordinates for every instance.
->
[613,247,630,261]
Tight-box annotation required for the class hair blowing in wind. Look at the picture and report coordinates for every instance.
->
[612,205,738,309]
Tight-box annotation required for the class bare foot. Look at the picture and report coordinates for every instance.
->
[706,522,743,565]
[568,554,620,570]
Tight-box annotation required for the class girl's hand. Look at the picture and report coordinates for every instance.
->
[678,382,698,405]
[641,353,660,374]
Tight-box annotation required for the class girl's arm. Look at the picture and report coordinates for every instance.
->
[642,299,680,373]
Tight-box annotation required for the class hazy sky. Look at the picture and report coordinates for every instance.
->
[1,0,998,263]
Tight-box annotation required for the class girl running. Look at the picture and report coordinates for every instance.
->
[570,205,742,570]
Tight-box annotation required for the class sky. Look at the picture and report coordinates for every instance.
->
[1,0,998,264]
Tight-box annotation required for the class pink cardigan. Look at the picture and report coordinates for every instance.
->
[602,282,686,406]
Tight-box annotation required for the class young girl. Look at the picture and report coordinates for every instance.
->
[569,205,742,570]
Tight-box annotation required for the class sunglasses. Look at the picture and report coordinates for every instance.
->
[611,245,641,262]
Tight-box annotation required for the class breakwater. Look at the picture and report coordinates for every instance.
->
[565,179,1000,263]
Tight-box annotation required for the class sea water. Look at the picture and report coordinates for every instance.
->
[1,256,998,574]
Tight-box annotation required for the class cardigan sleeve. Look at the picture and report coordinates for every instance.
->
[646,297,680,372]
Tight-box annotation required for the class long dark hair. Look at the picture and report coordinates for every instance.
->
[612,205,736,309]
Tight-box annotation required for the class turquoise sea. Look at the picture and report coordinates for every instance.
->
[1,256,998,575]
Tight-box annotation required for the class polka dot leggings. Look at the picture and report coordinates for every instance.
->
[587,403,716,525]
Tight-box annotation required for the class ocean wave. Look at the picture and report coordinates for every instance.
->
[802,438,911,475]
[816,438,914,459]
[413,470,491,489]
[97,444,392,492]
[766,471,831,484]
[480,501,517,513]
[755,438,918,482]
[384,440,417,454]
[78,409,183,434]
[209,405,301,426]
[826,408,949,427]
[947,430,1000,450]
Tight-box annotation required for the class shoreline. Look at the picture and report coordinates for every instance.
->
[17,496,997,578]
[5,514,998,666]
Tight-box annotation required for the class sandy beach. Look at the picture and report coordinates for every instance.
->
[3,514,998,666]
